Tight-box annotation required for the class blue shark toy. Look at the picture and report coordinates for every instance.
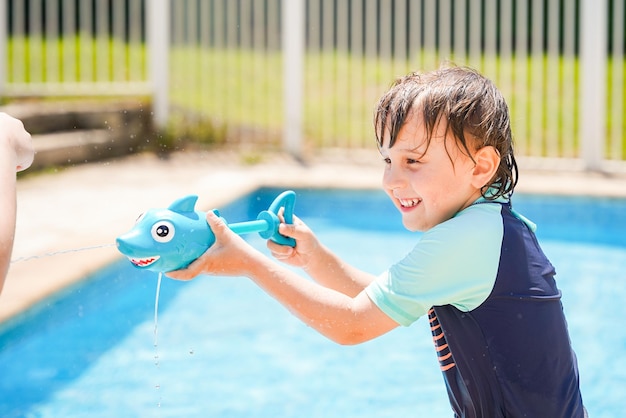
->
[116,190,296,273]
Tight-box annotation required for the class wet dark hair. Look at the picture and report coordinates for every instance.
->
[374,65,518,200]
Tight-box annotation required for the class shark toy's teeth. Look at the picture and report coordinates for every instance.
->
[128,255,160,267]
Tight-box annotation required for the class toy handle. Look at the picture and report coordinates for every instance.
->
[268,190,295,225]
[257,190,297,247]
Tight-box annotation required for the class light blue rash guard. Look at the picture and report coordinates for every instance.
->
[365,199,585,418]
[366,201,505,325]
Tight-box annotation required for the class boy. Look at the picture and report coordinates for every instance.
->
[169,66,586,417]
[0,112,34,294]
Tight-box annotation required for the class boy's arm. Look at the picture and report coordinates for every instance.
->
[268,215,377,297]
[302,243,378,297]
[168,211,400,345]
[244,247,398,345]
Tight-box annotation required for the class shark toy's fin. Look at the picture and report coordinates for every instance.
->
[168,195,198,214]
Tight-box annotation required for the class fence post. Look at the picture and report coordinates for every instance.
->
[0,0,6,97]
[579,0,607,171]
[282,0,305,159]
[148,0,169,129]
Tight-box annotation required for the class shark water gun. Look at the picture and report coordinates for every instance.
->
[116,190,296,273]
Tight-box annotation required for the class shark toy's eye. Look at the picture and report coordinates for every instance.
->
[151,221,175,243]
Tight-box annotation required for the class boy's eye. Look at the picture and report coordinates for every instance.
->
[406,158,420,164]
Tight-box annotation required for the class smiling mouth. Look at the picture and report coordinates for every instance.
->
[399,198,422,208]
[128,255,160,267]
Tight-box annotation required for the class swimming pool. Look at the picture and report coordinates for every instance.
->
[1,188,625,417]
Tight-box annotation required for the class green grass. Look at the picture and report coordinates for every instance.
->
[168,46,626,159]
[7,35,147,83]
[5,36,626,160]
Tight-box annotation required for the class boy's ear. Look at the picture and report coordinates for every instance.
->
[471,146,500,188]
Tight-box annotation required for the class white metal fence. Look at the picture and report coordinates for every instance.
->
[1,0,624,171]
[0,0,150,95]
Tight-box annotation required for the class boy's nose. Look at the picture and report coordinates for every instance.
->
[382,166,406,190]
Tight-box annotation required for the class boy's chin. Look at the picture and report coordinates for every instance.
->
[402,220,426,233]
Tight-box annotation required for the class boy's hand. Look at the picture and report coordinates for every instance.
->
[166,211,258,280]
[267,214,321,269]
[0,113,34,172]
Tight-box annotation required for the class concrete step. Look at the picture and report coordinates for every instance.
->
[1,100,155,170]
[31,129,134,170]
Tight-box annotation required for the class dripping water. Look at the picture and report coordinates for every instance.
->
[154,272,162,359]
[154,272,163,409]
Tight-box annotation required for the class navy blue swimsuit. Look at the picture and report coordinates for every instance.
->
[366,201,585,417]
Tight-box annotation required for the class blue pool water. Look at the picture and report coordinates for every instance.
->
[1,188,625,417]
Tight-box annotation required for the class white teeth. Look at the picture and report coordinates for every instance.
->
[128,255,160,267]
[399,198,420,208]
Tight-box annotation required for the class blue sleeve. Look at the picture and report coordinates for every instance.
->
[365,203,504,326]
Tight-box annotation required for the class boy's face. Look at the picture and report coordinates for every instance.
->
[380,115,483,232]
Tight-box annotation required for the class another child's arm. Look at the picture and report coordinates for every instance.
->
[167,211,399,345]
[267,215,377,297]
[0,113,34,293]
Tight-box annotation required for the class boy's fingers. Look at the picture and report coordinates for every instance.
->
[267,239,295,258]
[278,214,304,238]
[165,212,225,282]
[206,211,229,235]
[278,222,298,238]
[165,266,194,281]
[165,270,183,280]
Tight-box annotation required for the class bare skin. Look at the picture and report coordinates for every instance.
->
[0,113,34,293]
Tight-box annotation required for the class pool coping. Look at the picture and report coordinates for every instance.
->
[2,149,626,324]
